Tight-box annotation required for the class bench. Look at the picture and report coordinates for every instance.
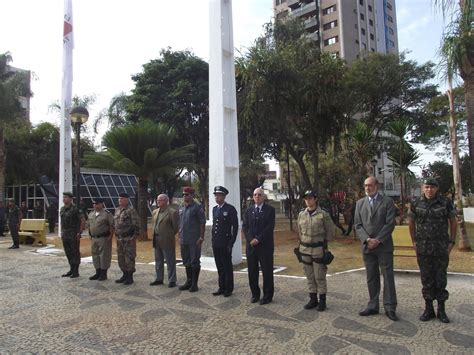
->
[18,219,47,246]
[392,225,416,257]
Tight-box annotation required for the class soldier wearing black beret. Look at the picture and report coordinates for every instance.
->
[211,186,239,297]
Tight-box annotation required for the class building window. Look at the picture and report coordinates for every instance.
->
[370,33,374,40]
[324,36,338,46]
[387,2,393,10]
[389,40,395,47]
[361,28,366,35]
[387,15,393,23]
[323,20,338,30]
[360,13,365,21]
[323,5,336,15]
[368,5,373,11]
[275,0,286,4]
[371,47,375,52]
[355,39,359,44]
[388,27,394,35]
[330,52,340,58]
[359,0,363,5]
[362,42,367,50]
[369,19,373,26]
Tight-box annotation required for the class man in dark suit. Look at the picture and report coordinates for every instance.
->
[354,176,398,321]
[211,186,239,297]
[242,187,276,305]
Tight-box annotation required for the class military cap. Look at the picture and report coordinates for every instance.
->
[423,178,438,187]
[93,198,105,204]
[303,190,318,198]
[182,186,195,194]
[118,192,129,198]
[63,192,74,198]
[213,186,229,195]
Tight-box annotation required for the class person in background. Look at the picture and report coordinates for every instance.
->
[7,199,22,249]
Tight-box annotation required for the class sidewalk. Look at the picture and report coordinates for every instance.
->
[0,239,473,353]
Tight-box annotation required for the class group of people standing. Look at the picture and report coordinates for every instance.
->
[4,176,457,324]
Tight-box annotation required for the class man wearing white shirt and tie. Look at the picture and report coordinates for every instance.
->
[354,176,398,321]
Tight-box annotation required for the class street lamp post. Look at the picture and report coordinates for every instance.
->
[69,106,89,206]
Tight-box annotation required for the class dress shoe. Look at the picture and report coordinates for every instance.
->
[212,290,224,296]
[8,245,19,249]
[259,299,272,305]
[168,282,176,288]
[150,280,163,286]
[359,308,379,316]
[385,311,399,321]
[62,270,73,277]
[250,296,260,303]
[223,292,232,297]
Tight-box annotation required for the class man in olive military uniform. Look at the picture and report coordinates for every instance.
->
[87,198,114,281]
[297,190,335,311]
[211,186,239,297]
[114,192,140,285]
[408,178,457,323]
[60,192,85,278]
[7,199,22,249]
[178,187,206,292]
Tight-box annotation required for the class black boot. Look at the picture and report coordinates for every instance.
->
[115,272,127,283]
[189,267,200,292]
[70,264,80,278]
[124,272,134,285]
[89,269,101,280]
[437,300,450,323]
[419,300,436,321]
[98,269,107,281]
[62,266,73,277]
[304,293,318,310]
[179,267,192,290]
[317,294,327,312]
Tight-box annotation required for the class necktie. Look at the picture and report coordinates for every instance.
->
[255,206,260,214]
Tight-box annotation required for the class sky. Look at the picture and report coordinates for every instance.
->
[1,0,451,171]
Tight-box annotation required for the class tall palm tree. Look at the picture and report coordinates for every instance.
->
[84,121,194,241]
[434,0,474,186]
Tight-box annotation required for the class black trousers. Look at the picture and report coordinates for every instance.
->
[8,223,19,246]
[246,244,274,301]
[62,234,81,266]
[213,246,234,293]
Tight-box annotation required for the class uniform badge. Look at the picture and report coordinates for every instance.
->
[223,212,228,216]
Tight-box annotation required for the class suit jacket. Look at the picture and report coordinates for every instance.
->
[354,194,395,254]
[151,206,179,250]
[212,202,239,248]
[242,203,276,248]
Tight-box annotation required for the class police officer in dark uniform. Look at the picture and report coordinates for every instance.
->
[408,178,457,323]
[6,199,22,249]
[60,192,85,278]
[211,186,239,297]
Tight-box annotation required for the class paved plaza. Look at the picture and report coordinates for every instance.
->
[0,239,473,354]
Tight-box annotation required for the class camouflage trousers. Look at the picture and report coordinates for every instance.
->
[117,236,136,273]
[62,232,81,266]
[416,253,449,301]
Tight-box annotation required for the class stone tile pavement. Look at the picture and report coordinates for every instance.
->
[0,240,473,353]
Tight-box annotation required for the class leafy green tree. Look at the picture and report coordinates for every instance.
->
[84,121,194,241]
[0,52,31,199]
[125,49,209,210]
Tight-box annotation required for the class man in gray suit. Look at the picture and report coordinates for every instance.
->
[354,176,398,321]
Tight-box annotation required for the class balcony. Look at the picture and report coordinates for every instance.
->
[304,16,318,30]
[287,0,300,8]
[306,30,319,42]
[290,1,317,18]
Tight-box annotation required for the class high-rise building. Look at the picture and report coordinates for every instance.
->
[273,0,398,63]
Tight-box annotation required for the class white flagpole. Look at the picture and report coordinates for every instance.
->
[59,0,74,230]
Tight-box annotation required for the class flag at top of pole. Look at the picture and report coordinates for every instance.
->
[59,0,74,221]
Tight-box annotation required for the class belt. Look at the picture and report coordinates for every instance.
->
[299,241,324,248]
[90,231,110,238]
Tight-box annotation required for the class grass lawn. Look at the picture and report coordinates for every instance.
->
[50,218,474,276]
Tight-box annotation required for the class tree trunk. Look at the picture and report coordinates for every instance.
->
[137,178,149,241]
[310,146,320,193]
[447,85,472,251]
[463,76,474,188]
[0,125,4,201]
[399,174,405,225]
[288,145,312,190]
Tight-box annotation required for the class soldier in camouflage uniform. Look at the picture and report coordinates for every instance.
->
[87,198,114,281]
[408,178,457,323]
[7,199,23,249]
[297,190,335,311]
[114,192,140,285]
[60,192,85,278]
